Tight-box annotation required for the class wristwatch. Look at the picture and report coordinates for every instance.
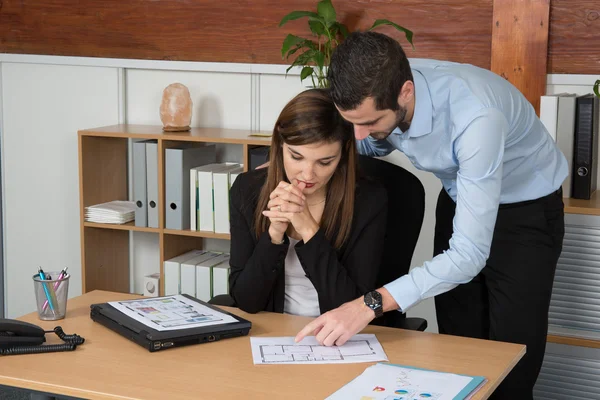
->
[364,290,384,318]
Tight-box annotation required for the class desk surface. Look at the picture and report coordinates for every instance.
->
[2,291,525,400]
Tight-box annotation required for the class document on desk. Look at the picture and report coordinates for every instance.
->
[250,334,388,365]
[326,363,487,400]
[108,295,238,331]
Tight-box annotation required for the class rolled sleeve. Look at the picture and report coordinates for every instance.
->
[385,108,509,311]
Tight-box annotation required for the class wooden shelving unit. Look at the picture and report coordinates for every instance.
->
[547,334,600,349]
[78,124,271,296]
[549,191,600,348]
[563,191,600,216]
[79,124,600,348]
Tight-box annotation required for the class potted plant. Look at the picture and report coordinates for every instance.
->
[279,0,414,88]
[594,79,600,98]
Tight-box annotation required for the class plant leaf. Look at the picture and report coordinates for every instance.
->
[301,66,314,81]
[281,34,306,58]
[334,22,349,38]
[294,49,316,66]
[369,19,415,49]
[279,11,320,27]
[285,45,303,59]
[285,40,318,59]
[594,79,600,98]
[314,51,325,69]
[309,19,326,36]
[317,0,336,27]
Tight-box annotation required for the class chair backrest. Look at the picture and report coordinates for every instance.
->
[357,155,425,288]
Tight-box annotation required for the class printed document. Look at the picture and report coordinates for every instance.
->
[109,295,238,331]
[326,362,487,400]
[250,334,387,365]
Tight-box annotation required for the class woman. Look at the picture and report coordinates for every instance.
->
[229,88,388,316]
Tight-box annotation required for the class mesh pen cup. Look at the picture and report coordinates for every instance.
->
[32,272,70,320]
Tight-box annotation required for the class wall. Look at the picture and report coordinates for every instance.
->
[1,0,598,75]
[1,61,120,317]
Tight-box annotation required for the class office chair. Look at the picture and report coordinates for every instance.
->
[357,155,427,332]
[211,155,427,332]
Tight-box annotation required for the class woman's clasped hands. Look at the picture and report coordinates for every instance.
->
[262,180,320,243]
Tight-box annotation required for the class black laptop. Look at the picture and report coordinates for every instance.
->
[90,294,251,352]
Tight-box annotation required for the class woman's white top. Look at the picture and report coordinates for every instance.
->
[283,238,320,317]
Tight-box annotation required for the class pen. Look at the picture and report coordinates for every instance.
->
[43,267,68,312]
[38,268,57,315]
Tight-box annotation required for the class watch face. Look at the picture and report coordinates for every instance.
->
[366,291,382,306]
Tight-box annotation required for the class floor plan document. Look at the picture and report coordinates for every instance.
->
[250,334,388,365]
[108,295,238,331]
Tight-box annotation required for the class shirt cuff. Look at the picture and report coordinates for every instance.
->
[383,274,422,313]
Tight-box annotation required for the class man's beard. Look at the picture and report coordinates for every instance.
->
[369,106,408,140]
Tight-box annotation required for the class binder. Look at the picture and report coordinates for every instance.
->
[163,249,206,295]
[196,163,234,232]
[165,144,216,230]
[213,164,243,234]
[571,94,599,200]
[146,141,159,228]
[133,140,150,227]
[196,253,230,301]
[540,95,560,141]
[179,251,220,298]
[555,94,577,198]
[212,259,231,297]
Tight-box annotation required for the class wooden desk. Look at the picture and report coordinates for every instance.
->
[1,291,524,399]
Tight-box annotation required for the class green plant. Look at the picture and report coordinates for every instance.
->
[279,0,414,88]
[594,79,600,98]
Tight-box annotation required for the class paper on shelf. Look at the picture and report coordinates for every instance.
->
[250,334,388,365]
[85,200,136,224]
[108,295,238,331]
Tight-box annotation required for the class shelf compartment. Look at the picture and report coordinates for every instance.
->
[564,191,600,216]
[83,227,130,293]
[163,229,230,240]
[83,221,160,233]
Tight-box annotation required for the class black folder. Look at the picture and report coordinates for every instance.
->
[90,294,251,352]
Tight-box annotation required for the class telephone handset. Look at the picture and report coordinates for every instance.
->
[0,318,85,355]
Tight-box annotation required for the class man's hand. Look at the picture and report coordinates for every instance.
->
[294,297,375,346]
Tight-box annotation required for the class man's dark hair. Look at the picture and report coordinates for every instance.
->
[328,31,413,111]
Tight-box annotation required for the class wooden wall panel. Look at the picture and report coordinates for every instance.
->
[548,0,600,74]
[0,0,493,69]
[491,0,550,114]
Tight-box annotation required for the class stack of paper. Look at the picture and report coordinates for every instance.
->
[326,362,487,400]
[85,200,136,224]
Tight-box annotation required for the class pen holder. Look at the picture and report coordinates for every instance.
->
[32,272,70,320]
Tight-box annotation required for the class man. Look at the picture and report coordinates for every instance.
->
[295,31,567,399]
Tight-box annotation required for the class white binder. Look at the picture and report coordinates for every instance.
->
[163,249,206,296]
[213,164,243,234]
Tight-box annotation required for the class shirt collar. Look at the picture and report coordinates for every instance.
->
[393,70,433,138]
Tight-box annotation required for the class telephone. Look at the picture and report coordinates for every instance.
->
[0,318,85,355]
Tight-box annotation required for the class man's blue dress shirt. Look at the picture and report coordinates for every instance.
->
[357,59,568,311]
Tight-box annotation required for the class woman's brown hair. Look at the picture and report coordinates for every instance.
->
[254,88,357,249]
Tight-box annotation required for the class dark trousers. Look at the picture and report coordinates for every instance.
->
[433,188,564,399]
